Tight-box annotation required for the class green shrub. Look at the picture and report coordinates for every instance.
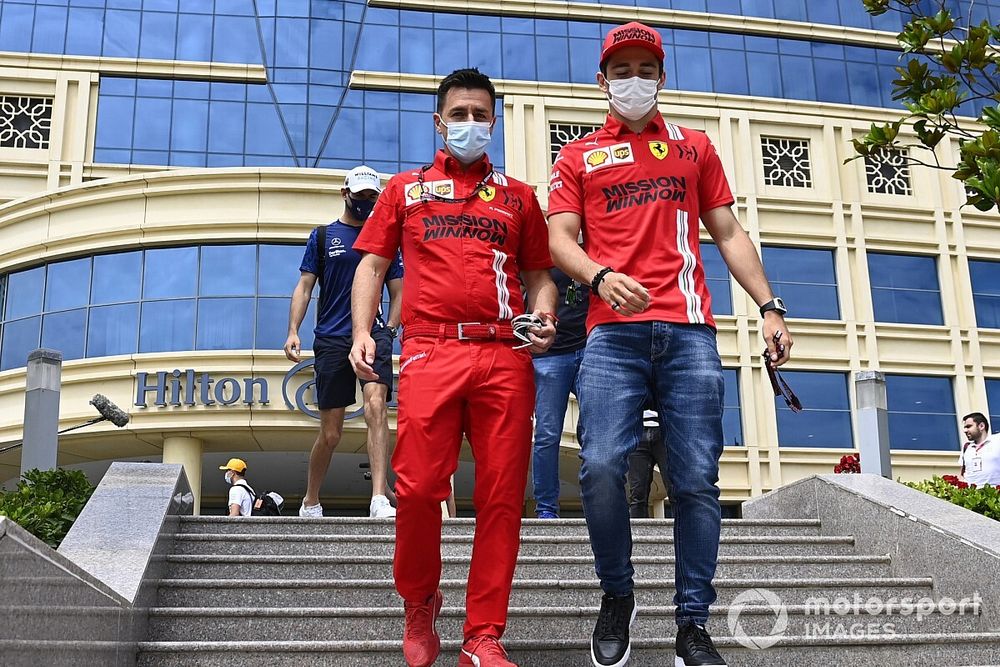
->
[0,468,95,548]
[903,475,1000,521]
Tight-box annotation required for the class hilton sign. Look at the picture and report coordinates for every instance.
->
[134,361,397,421]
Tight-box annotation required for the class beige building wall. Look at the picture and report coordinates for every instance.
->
[0,40,997,506]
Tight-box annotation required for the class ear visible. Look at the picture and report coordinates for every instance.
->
[596,72,609,95]
[433,113,444,136]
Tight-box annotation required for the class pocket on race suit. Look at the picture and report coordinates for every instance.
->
[398,339,437,375]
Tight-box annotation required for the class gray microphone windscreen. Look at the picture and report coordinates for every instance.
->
[90,394,130,428]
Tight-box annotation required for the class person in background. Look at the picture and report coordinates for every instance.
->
[959,412,1000,486]
[221,458,253,517]
[627,401,670,518]
[531,255,589,519]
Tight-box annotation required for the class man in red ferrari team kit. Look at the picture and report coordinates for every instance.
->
[548,23,794,667]
[349,68,557,667]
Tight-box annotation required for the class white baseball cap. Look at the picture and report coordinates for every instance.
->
[344,165,382,193]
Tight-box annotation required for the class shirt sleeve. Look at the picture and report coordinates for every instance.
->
[355,178,403,259]
[387,250,404,281]
[227,486,243,508]
[545,147,584,217]
[699,137,735,213]
[299,227,319,275]
[518,187,554,271]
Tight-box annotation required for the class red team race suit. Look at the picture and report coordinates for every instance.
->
[354,149,552,640]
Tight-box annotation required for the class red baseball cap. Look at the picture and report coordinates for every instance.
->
[600,22,665,64]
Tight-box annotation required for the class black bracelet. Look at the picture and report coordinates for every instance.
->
[591,267,615,296]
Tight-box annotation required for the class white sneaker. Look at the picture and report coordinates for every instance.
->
[369,494,396,518]
[299,502,323,518]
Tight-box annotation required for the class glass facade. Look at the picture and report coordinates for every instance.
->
[886,374,958,451]
[868,252,944,326]
[775,371,853,448]
[970,259,1000,329]
[988,379,1000,434]
[722,368,742,446]
[701,242,731,317]
[762,246,839,320]
[0,244,327,371]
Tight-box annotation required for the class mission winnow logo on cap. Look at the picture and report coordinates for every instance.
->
[600,21,665,63]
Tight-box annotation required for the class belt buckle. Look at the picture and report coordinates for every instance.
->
[456,322,482,340]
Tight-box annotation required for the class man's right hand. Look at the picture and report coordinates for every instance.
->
[350,333,379,381]
[283,333,301,362]
[598,272,650,316]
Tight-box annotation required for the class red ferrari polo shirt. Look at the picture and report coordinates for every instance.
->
[547,113,734,331]
[355,150,552,326]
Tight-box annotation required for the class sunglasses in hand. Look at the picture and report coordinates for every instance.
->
[763,331,802,413]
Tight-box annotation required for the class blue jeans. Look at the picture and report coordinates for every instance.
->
[577,322,724,626]
[531,348,585,515]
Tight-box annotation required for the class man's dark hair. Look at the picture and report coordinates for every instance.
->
[963,412,989,429]
[436,68,496,114]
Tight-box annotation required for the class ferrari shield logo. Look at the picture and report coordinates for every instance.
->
[648,141,669,160]
[478,185,496,202]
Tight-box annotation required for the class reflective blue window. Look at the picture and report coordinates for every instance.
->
[970,259,1000,329]
[87,303,139,357]
[700,243,731,317]
[762,246,840,320]
[1,317,41,370]
[868,253,943,325]
[200,245,256,297]
[139,299,195,353]
[5,267,45,320]
[776,371,853,448]
[196,297,254,350]
[987,378,1000,434]
[41,309,87,362]
[92,251,141,305]
[886,374,958,451]
[722,368,743,446]
[44,258,91,312]
[259,245,307,296]
[144,247,198,299]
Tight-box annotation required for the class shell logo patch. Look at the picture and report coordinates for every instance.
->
[584,142,635,173]
[478,185,496,202]
[406,183,423,203]
[404,179,454,205]
[648,141,669,160]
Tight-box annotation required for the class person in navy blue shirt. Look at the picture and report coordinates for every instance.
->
[284,165,404,519]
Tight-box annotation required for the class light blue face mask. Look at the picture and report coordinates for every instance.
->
[442,120,492,163]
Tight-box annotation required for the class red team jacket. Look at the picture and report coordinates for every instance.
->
[547,113,735,331]
[355,150,552,327]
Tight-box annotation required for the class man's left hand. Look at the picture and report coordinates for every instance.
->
[762,312,793,366]
[525,309,557,354]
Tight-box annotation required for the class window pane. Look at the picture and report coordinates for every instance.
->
[1,317,41,371]
[5,267,45,320]
[41,309,87,361]
[867,252,939,290]
[256,297,291,349]
[701,243,731,316]
[45,258,92,312]
[139,299,195,352]
[259,244,307,296]
[87,303,139,357]
[871,287,943,325]
[92,251,141,304]
[200,245,256,296]
[196,298,254,350]
[987,379,1000,433]
[970,259,1000,329]
[886,375,958,451]
[722,369,743,445]
[143,247,198,298]
[763,247,839,319]
[776,371,853,447]
[777,284,840,320]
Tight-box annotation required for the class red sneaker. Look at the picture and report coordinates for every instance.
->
[458,635,517,667]
[403,590,443,667]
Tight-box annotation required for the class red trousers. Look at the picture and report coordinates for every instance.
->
[393,336,534,640]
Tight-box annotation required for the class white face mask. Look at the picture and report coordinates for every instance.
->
[607,76,660,121]
[440,120,492,163]
[225,471,234,484]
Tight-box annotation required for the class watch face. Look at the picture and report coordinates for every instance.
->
[773,297,787,312]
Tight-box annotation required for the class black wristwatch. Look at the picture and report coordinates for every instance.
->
[759,297,788,317]
[591,267,615,295]
[387,325,399,339]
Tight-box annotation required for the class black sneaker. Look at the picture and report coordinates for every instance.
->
[675,623,727,666]
[590,592,636,667]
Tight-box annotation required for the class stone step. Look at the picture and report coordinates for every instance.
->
[135,633,1000,667]
[163,553,891,581]
[177,516,823,537]
[145,602,983,643]
[169,533,857,558]
[155,577,934,608]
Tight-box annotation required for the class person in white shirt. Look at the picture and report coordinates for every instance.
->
[221,458,254,517]
[958,413,1000,486]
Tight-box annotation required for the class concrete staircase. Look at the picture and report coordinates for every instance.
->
[137,516,1000,666]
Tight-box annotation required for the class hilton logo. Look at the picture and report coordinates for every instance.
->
[135,365,397,421]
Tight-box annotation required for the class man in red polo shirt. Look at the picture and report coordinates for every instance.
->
[350,68,557,667]
[548,22,794,667]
